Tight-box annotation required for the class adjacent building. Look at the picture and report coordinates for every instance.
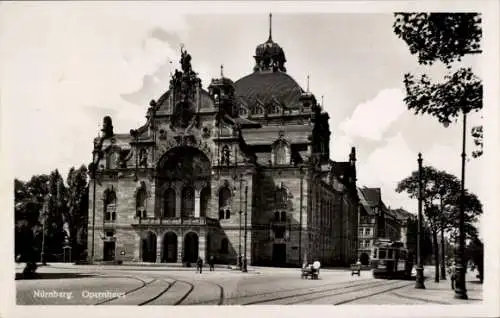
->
[87,16,359,267]
[356,187,415,265]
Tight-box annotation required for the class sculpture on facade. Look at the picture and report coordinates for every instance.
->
[101,116,114,138]
[139,148,148,168]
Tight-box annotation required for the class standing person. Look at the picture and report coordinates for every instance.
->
[448,262,457,290]
[209,255,215,271]
[197,257,203,274]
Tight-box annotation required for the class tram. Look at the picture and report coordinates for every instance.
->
[370,239,413,279]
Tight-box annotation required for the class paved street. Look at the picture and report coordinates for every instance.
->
[16,264,482,305]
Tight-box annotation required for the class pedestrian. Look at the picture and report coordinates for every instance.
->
[197,257,203,274]
[448,262,456,290]
[209,255,215,271]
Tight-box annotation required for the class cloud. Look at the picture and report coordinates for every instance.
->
[339,88,406,141]
[330,133,355,161]
[150,27,182,46]
[357,133,418,212]
[0,4,189,180]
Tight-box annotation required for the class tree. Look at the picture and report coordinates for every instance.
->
[43,170,68,262]
[65,165,89,260]
[445,190,482,244]
[405,216,433,264]
[393,13,483,157]
[466,236,483,283]
[396,166,469,282]
[14,174,51,277]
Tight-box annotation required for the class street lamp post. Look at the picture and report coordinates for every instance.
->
[90,147,100,264]
[40,190,50,265]
[455,111,468,299]
[243,183,248,273]
[415,153,426,289]
[299,167,304,266]
[239,175,243,269]
[439,188,447,281]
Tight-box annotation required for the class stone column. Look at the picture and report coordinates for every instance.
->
[199,229,206,261]
[156,232,163,263]
[175,183,182,218]
[178,233,184,263]
[135,233,141,261]
[194,189,201,218]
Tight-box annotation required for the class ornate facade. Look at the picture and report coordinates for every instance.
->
[88,17,359,267]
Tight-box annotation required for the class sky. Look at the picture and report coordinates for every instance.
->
[0,2,491,237]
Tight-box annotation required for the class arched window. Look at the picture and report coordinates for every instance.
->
[274,211,280,221]
[107,151,119,169]
[221,238,229,254]
[252,105,264,115]
[221,145,231,166]
[239,106,248,117]
[280,211,287,222]
[274,142,288,165]
[270,104,281,114]
[104,189,117,221]
[136,185,147,218]
[181,186,195,218]
[163,188,176,218]
[218,187,231,219]
[275,187,288,209]
[200,187,210,218]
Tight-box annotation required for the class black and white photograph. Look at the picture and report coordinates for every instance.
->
[1,1,499,317]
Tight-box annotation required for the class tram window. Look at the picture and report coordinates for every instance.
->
[401,251,406,259]
[378,249,386,259]
[373,248,377,259]
[395,250,400,259]
[388,249,393,259]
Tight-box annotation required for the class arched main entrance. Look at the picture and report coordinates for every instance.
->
[162,232,178,263]
[156,147,211,219]
[142,231,157,262]
[183,232,199,263]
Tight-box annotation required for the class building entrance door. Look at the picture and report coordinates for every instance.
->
[183,232,199,263]
[272,244,286,266]
[142,231,157,262]
[103,241,115,261]
[163,232,178,263]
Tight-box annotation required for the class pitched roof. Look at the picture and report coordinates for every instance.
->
[359,187,382,207]
[390,208,416,221]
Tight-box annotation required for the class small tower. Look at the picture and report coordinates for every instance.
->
[253,13,287,73]
[299,74,317,112]
[208,64,236,118]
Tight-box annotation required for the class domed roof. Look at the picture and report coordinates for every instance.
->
[255,39,284,58]
[234,71,304,109]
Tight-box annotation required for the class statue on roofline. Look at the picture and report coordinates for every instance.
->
[180,46,192,75]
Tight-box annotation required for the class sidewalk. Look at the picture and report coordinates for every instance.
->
[16,262,259,273]
[393,272,482,304]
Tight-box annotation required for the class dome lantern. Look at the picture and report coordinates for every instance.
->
[253,13,287,73]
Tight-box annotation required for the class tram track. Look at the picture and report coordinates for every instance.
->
[332,281,413,305]
[37,264,412,305]
[242,279,389,305]
[94,276,151,305]
[48,264,224,305]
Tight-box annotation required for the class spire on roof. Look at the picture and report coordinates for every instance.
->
[220,64,224,77]
[307,74,310,93]
[268,13,273,41]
